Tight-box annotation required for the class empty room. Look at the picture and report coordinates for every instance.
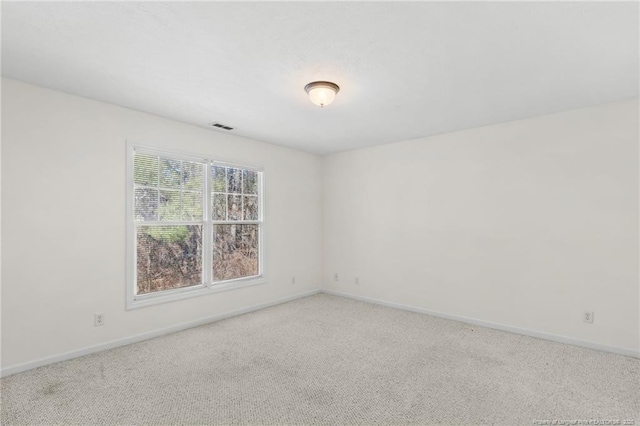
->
[1,1,639,425]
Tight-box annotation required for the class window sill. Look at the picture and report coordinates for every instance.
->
[126,276,267,310]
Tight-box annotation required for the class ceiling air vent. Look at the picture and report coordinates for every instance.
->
[210,122,235,131]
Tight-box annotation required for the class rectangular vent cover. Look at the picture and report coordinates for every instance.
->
[210,123,234,131]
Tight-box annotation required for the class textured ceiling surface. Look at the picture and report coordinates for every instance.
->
[2,2,638,155]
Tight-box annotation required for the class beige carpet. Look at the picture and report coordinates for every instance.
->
[2,294,639,425]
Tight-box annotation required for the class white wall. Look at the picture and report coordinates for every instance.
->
[1,79,323,371]
[323,99,639,355]
[2,78,638,373]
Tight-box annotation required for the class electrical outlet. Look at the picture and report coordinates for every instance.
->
[355,277,360,285]
[291,276,296,285]
[583,311,594,323]
[94,313,105,327]
[333,273,339,282]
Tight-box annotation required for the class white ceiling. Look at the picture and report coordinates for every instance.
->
[2,2,638,155]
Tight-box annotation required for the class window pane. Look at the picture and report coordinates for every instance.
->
[135,188,158,221]
[182,161,203,191]
[136,225,202,295]
[134,154,158,186]
[243,170,258,194]
[212,166,226,192]
[227,168,242,193]
[227,195,242,220]
[182,191,202,221]
[159,158,182,188]
[243,195,258,220]
[212,193,227,221]
[159,190,182,221]
[213,224,259,281]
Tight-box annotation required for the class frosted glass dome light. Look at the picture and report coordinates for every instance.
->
[304,81,340,108]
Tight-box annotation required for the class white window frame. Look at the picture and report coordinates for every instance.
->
[126,141,266,309]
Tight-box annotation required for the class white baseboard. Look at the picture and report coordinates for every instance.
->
[321,289,640,359]
[4,287,636,377]
[1,289,321,378]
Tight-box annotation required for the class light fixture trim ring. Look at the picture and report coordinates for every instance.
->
[304,81,340,94]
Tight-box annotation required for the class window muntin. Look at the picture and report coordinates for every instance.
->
[129,145,264,307]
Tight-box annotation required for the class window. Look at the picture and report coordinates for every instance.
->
[126,144,264,308]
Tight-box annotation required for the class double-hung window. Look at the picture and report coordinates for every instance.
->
[127,144,264,308]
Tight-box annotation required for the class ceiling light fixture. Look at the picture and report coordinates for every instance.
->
[304,81,340,108]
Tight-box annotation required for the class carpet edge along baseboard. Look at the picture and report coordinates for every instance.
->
[0,289,322,378]
[321,289,640,360]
